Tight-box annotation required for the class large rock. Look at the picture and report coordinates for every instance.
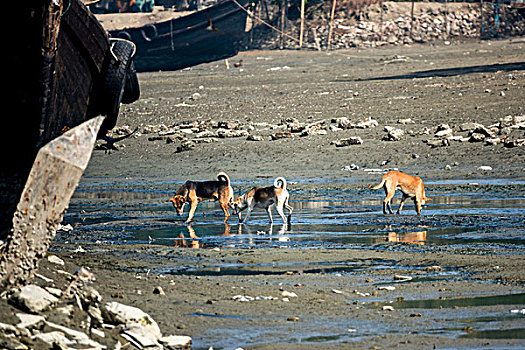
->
[160,335,192,349]
[102,302,161,338]
[11,285,59,313]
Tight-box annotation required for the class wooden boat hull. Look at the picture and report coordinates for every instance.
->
[110,0,249,71]
[1,0,138,239]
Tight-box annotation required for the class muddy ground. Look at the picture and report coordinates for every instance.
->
[44,38,525,349]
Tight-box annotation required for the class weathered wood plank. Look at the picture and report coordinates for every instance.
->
[0,117,104,290]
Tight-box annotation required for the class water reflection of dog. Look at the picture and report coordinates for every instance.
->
[386,231,427,245]
[239,223,290,243]
[173,223,238,248]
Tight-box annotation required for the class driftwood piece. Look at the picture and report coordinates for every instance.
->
[0,117,104,290]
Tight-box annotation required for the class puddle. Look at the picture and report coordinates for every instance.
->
[367,292,525,310]
[459,328,525,339]
[64,180,525,251]
[161,258,398,276]
[61,178,525,348]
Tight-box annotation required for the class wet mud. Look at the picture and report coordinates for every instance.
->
[52,39,525,349]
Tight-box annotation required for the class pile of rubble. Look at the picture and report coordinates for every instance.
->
[110,115,383,152]
[110,113,524,153]
[423,115,525,148]
[0,255,190,349]
[247,1,525,50]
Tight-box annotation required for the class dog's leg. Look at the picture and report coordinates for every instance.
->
[186,201,198,224]
[266,205,274,225]
[383,195,394,214]
[414,198,422,216]
[276,201,287,224]
[219,200,231,223]
[284,195,293,216]
[397,194,409,214]
[383,182,395,214]
[242,206,253,224]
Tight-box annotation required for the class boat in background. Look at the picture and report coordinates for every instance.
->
[103,0,250,71]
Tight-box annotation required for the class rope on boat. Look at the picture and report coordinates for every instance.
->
[61,0,72,17]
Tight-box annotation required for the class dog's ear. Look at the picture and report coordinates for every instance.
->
[425,196,431,202]
[166,196,175,203]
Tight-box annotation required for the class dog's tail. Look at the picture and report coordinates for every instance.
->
[217,172,231,186]
[368,177,386,190]
[274,177,287,190]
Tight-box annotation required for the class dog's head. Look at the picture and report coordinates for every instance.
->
[230,196,247,215]
[167,195,186,215]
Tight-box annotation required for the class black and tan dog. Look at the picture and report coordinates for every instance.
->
[167,172,234,223]
[231,177,293,225]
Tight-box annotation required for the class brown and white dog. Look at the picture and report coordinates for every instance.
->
[368,170,430,215]
[231,177,293,225]
[167,172,234,224]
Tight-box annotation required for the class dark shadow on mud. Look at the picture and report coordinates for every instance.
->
[338,62,525,82]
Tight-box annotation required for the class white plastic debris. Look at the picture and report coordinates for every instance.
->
[477,166,493,171]
[232,295,254,302]
[281,291,298,298]
[510,309,525,314]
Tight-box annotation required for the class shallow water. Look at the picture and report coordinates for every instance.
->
[64,178,525,251]
[62,178,525,348]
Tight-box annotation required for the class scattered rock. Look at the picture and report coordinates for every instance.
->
[153,286,166,296]
[397,118,415,125]
[469,133,486,142]
[383,126,404,141]
[342,164,360,171]
[271,132,293,140]
[246,135,266,141]
[355,118,378,129]
[11,285,59,313]
[331,137,363,147]
[425,138,450,148]
[159,335,193,349]
[102,301,162,338]
[333,117,353,129]
[16,313,46,329]
[121,324,162,349]
[47,255,65,266]
[485,137,501,145]
[504,139,525,148]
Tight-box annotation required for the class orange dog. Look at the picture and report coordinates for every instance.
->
[368,170,430,215]
[167,172,233,223]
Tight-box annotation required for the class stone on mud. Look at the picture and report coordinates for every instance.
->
[331,137,363,147]
[102,301,162,338]
[11,285,59,313]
